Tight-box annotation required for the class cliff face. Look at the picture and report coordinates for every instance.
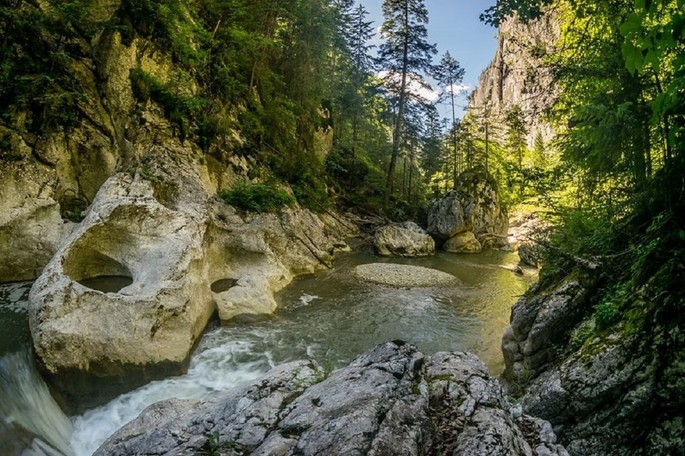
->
[0,1,254,283]
[468,14,559,148]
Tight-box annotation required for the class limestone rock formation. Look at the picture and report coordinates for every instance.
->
[500,267,685,455]
[468,13,559,149]
[443,231,482,254]
[28,157,353,407]
[0,160,72,282]
[95,342,568,456]
[373,221,435,257]
[427,167,508,250]
[501,277,596,384]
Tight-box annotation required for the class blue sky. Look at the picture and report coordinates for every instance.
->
[359,0,498,118]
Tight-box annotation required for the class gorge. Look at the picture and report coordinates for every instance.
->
[1,0,684,455]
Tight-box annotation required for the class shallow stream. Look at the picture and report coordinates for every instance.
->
[0,249,533,455]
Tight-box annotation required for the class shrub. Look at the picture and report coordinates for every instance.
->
[594,301,620,331]
[219,182,294,212]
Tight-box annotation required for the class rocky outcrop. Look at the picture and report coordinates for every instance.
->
[428,167,508,251]
[468,13,559,149]
[96,342,568,456]
[373,222,435,257]
[0,159,73,282]
[502,276,596,387]
[501,264,685,455]
[28,154,353,408]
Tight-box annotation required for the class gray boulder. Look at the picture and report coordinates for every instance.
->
[373,221,435,257]
[427,167,508,248]
[96,342,567,456]
[501,278,595,386]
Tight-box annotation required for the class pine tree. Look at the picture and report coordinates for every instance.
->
[378,0,436,203]
[434,51,465,175]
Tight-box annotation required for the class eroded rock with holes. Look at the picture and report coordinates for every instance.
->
[28,172,214,407]
[96,342,568,456]
[373,221,435,257]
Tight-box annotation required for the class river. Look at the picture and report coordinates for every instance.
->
[0,249,533,455]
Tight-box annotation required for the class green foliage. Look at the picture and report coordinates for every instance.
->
[130,69,207,139]
[594,301,620,331]
[200,431,246,456]
[219,182,294,213]
[0,1,92,132]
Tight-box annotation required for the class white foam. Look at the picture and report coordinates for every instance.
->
[69,328,273,456]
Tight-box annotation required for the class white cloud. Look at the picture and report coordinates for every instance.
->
[379,70,440,104]
[447,83,471,96]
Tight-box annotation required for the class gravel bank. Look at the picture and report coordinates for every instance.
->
[353,263,459,288]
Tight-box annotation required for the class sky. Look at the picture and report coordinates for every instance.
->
[359,0,499,119]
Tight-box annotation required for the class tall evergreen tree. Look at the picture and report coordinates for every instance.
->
[434,51,465,174]
[378,0,436,202]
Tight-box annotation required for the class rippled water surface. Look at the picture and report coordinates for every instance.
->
[0,249,533,455]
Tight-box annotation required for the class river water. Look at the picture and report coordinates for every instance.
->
[0,250,533,455]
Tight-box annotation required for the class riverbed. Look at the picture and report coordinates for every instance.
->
[0,249,533,455]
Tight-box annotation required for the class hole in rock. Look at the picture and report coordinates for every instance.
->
[211,278,237,294]
[78,276,133,293]
[63,249,134,293]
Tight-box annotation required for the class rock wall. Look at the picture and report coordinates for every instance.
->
[96,342,568,456]
[468,13,559,149]
[0,1,253,284]
[501,269,685,455]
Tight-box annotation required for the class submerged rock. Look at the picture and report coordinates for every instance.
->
[353,263,458,288]
[427,167,508,249]
[373,221,435,257]
[96,342,568,456]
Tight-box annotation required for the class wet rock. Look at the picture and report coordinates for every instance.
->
[444,231,482,254]
[373,221,435,257]
[427,167,508,249]
[518,241,542,267]
[96,342,568,456]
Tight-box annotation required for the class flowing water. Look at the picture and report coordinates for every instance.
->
[0,250,533,455]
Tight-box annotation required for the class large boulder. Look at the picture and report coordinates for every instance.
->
[443,231,482,253]
[96,342,568,456]
[373,221,435,257]
[427,167,508,249]
[28,161,354,409]
[28,172,214,407]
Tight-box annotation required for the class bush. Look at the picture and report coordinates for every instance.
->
[594,301,620,330]
[219,182,294,212]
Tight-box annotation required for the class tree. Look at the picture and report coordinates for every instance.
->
[505,104,528,195]
[434,51,465,174]
[378,0,436,203]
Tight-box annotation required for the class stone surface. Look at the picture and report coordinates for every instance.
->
[96,342,568,456]
[518,241,542,267]
[427,167,508,248]
[352,263,458,288]
[0,161,72,282]
[374,221,435,257]
[501,278,595,385]
[28,159,353,406]
[444,231,482,254]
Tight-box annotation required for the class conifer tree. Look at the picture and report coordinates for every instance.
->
[378,0,436,203]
